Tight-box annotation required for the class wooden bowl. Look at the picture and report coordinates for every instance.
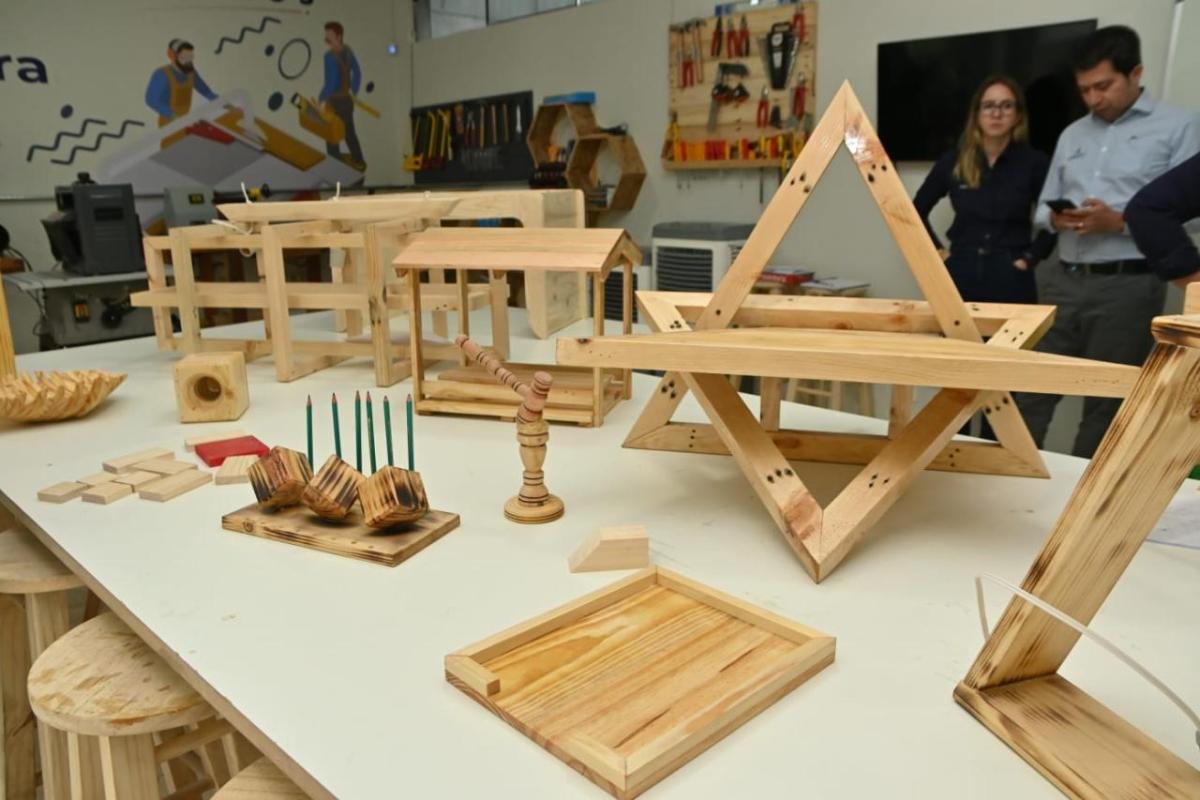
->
[0,371,125,422]
[301,456,364,521]
[248,447,312,509]
[359,467,429,529]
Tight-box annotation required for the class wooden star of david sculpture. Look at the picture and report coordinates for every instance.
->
[557,82,1141,582]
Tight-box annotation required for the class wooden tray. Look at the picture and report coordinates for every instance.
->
[445,567,834,799]
[221,503,460,566]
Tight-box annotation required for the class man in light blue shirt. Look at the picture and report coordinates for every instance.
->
[1018,26,1200,457]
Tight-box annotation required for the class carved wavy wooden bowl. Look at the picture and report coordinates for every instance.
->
[0,370,126,422]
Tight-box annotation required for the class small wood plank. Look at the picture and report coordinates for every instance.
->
[184,430,248,452]
[37,481,89,503]
[81,483,134,505]
[102,447,173,474]
[111,470,163,489]
[221,503,460,566]
[215,455,257,485]
[955,676,1200,800]
[568,525,650,573]
[138,470,212,502]
[445,568,835,800]
[134,459,198,476]
[79,471,120,487]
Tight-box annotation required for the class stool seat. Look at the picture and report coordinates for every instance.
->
[28,612,212,737]
[215,758,307,798]
[0,527,81,594]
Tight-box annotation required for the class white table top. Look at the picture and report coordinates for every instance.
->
[2,310,1198,799]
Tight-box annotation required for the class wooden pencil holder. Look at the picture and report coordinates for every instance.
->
[359,466,429,529]
[248,447,312,509]
[301,455,364,521]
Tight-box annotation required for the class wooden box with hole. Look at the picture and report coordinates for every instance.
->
[173,352,249,423]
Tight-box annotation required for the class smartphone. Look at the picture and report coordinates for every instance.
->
[1046,199,1078,213]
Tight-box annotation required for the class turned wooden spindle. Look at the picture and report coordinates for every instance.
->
[453,336,563,524]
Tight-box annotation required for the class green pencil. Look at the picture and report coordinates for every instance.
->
[406,393,414,470]
[366,391,377,474]
[355,391,362,472]
[306,395,313,467]
[331,394,341,459]
[384,396,394,466]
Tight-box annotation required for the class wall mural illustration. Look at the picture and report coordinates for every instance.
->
[11,1,383,231]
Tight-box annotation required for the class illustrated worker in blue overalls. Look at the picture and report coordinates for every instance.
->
[319,21,364,168]
[145,39,217,126]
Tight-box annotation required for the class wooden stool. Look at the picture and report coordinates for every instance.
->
[28,612,237,799]
[214,758,307,799]
[0,526,83,800]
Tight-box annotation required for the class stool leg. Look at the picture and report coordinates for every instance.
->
[1,594,35,800]
[26,593,70,800]
[98,735,158,800]
[67,733,103,800]
[191,721,232,787]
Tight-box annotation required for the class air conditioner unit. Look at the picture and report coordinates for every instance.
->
[651,222,756,293]
[589,263,654,322]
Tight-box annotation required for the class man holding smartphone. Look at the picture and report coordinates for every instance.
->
[1018,25,1200,457]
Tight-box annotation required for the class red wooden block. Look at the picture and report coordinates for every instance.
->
[195,436,269,467]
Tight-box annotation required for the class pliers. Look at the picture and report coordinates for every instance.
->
[711,15,723,57]
[757,86,770,128]
[728,15,750,57]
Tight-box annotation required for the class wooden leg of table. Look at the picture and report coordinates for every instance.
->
[430,268,448,339]
[343,248,363,339]
[68,732,104,800]
[592,274,604,426]
[168,230,202,355]
[760,376,781,432]
[259,226,294,382]
[489,271,509,360]
[26,592,70,800]
[364,225,395,387]
[456,270,470,367]
[98,735,158,800]
[888,385,914,438]
[142,240,172,351]
[408,271,425,404]
[331,261,347,333]
[83,590,102,621]
[622,262,633,400]
[0,594,34,800]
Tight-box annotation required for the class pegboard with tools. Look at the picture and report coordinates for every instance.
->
[408,90,535,185]
[664,1,817,170]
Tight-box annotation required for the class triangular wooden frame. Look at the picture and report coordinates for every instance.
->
[558,82,1137,583]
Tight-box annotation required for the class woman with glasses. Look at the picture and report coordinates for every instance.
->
[913,75,1055,304]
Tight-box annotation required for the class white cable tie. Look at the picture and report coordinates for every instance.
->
[240,181,251,203]
[976,572,1200,750]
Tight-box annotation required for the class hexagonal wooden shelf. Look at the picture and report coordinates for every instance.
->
[567,133,647,215]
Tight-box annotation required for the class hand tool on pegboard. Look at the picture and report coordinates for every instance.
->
[711,15,723,57]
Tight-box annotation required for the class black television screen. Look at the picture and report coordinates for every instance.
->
[878,20,1097,161]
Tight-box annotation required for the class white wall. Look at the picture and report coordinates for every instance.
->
[0,0,413,273]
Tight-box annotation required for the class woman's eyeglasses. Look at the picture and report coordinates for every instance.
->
[981,100,1017,115]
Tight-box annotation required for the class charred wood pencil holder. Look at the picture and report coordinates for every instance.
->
[248,446,312,509]
[359,466,430,528]
[302,455,365,521]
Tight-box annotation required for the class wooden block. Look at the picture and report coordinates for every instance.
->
[196,436,270,468]
[300,456,365,521]
[37,482,88,503]
[221,503,460,566]
[174,352,249,423]
[445,567,835,800]
[358,467,429,528]
[568,525,650,573]
[214,455,256,485]
[82,483,133,505]
[111,470,162,489]
[138,470,212,502]
[103,447,173,474]
[247,447,311,509]
[78,472,118,487]
[184,430,248,451]
[132,459,197,476]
